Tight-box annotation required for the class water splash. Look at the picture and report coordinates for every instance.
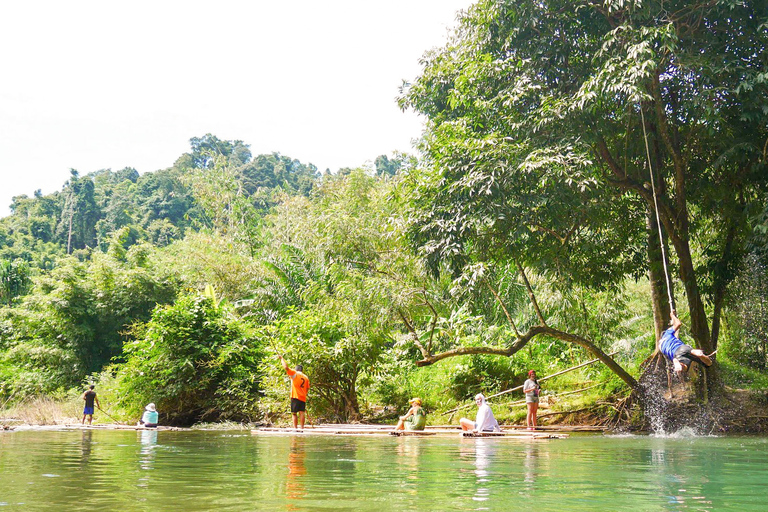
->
[652,426,704,439]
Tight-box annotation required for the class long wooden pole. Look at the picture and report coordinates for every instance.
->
[442,352,618,416]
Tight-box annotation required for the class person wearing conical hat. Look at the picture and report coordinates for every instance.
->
[394,397,427,431]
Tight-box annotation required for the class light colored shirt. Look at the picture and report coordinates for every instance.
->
[141,410,159,425]
[475,400,500,432]
[524,379,540,402]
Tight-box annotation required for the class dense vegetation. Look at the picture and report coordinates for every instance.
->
[2,1,767,427]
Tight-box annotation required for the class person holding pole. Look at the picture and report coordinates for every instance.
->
[523,370,541,430]
[279,355,310,430]
[81,384,100,425]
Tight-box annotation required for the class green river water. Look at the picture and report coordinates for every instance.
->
[1,428,767,511]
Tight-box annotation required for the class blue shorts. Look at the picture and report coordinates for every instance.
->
[83,407,94,415]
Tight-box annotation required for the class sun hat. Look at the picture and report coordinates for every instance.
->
[409,397,422,405]
[145,403,156,412]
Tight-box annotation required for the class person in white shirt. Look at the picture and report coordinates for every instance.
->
[460,394,501,432]
[523,370,541,430]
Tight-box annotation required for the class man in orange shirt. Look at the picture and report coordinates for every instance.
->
[279,355,310,429]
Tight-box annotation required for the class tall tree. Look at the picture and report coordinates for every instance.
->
[400,0,768,392]
[56,170,100,253]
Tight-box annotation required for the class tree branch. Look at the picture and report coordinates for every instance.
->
[484,279,520,337]
[516,260,546,325]
[416,325,637,389]
[398,309,429,359]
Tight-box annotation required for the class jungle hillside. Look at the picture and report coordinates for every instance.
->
[2,0,768,432]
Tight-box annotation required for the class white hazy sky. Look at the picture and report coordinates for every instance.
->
[1,0,472,216]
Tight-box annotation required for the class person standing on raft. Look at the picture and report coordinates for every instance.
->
[460,394,501,433]
[81,384,100,425]
[523,370,541,430]
[279,355,310,430]
[395,397,427,431]
[659,311,713,377]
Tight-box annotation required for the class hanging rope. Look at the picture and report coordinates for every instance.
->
[640,106,675,313]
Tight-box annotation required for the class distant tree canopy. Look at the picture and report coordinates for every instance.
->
[0,135,323,269]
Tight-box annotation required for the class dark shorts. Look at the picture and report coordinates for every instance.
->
[83,407,94,415]
[674,344,705,368]
[291,398,306,413]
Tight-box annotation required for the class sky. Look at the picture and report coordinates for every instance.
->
[0,0,473,216]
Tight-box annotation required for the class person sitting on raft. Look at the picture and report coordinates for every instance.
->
[395,397,427,431]
[659,311,713,377]
[138,403,159,428]
[460,394,501,433]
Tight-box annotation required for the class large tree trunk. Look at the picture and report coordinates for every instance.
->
[669,234,720,393]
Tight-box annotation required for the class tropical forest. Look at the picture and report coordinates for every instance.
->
[2,0,767,433]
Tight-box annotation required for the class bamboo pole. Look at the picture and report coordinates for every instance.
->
[442,352,618,416]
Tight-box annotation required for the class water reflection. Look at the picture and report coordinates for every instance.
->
[1,431,764,511]
[80,429,93,468]
[523,442,538,486]
[395,437,421,484]
[646,439,715,510]
[471,439,494,509]
[285,436,307,510]
[139,429,158,472]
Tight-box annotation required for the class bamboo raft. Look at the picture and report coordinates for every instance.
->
[17,424,191,432]
[252,424,570,439]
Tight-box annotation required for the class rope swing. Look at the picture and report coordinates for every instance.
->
[640,106,675,313]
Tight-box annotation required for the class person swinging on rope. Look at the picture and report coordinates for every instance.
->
[659,311,713,377]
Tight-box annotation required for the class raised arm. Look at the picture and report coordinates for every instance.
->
[670,311,682,334]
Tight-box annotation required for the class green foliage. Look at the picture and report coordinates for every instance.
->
[0,136,319,271]
[114,294,264,425]
[0,248,178,398]
[717,356,768,390]
[159,232,261,305]
[723,254,768,370]
[265,306,387,422]
[0,259,31,305]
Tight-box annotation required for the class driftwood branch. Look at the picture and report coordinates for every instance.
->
[442,353,616,415]
[538,407,594,419]
[419,323,636,388]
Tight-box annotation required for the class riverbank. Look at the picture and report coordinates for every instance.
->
[4,385,768,435]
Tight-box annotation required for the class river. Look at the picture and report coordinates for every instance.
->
[1,428,766,511]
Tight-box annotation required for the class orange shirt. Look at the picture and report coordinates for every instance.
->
[286,368,310,402]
